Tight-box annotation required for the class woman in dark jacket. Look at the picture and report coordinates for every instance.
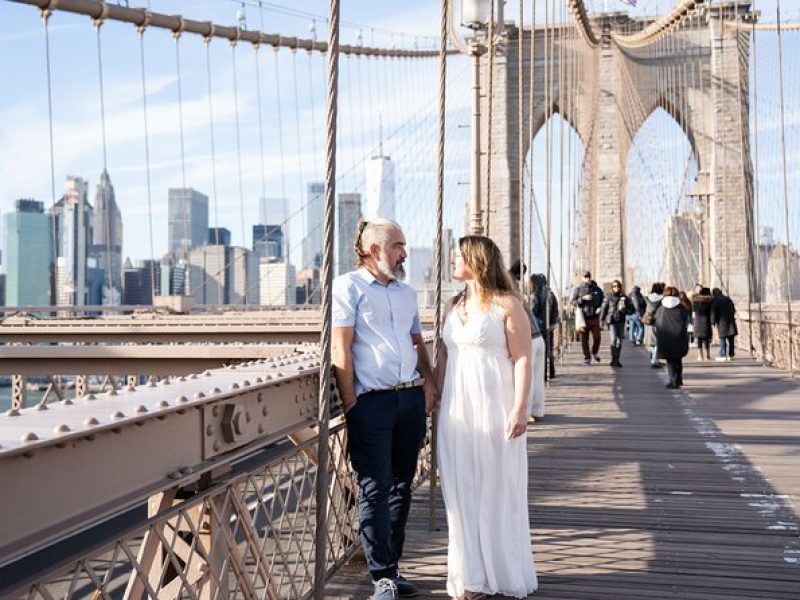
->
[655,286,690,389]
[599,280,633,368]
[691,287,713,361]
[711,288,738,360]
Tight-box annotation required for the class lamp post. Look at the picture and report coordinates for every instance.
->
[448,0,504,235]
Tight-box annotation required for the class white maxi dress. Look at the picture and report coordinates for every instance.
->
[437,305,538,598]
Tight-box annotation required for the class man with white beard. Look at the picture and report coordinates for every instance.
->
[332,218,436,600]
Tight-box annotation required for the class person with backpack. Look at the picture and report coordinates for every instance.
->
[655,286,690,388]
[571,271,604,366]
[599,280,634,367]
[627,285,646,346]
[643,282,665,368]
[691,286,714,361]
[711,288,738,361]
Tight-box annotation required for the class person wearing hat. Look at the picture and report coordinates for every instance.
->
[571,271,604,365]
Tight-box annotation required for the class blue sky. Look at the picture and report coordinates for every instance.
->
[0,0,797,287]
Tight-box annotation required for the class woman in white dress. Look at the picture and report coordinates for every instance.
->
[435,235,538,599]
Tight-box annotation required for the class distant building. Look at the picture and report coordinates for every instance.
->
[408,247,433,286]
[296,267,319,305]
[2,199,51,306]
[90,169,123,303]
[0,274,5,306]
[338,192,362,275]
[260,261,296,306]
[766,244,800,303]
[661,213,700,294]
[123,259,159,305]
[253,224,284,261]
[303,182,324,270]
[228,246,249,305]
[208,227,231,247]
[168,188,209,257]
[53,177,93,306]
[188,245,228,305]
[364,156,395,220]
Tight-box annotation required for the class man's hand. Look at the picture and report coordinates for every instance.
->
[582,293,593,301]
[423,380,438,416]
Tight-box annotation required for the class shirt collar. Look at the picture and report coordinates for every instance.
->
[356,267,398,287]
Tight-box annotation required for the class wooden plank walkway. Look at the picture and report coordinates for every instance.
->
[326,343,800,599]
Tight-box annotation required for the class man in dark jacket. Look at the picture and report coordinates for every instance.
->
[599,280,633,367]
[531,273,559,379]
[627,285,646,345]
[711,288,738,361]
[571,271,604,365]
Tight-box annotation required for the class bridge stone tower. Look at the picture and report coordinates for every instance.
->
[483,2,755,299]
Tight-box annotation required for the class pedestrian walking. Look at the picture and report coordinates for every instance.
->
[627,285,646,345]
[599,280,633,367]
[711,288,738,361]
[643,282,664,368]
[531,273,559,379]
[692,287,713,360]
[571,271,604,366]
[655,286,690,389]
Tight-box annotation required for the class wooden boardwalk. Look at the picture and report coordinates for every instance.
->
[326,343,800,599]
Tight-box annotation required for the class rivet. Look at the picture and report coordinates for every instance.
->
[229,365,238,370]
[86,393,97,400]
[111,411,125,420]
[135,405,148,414]
[195,392,206,400]
[160,379,171,386]
[245,411,251,423]
[258,424,264,434]
[189,373,198,380]
[243,380,251,387]
[211,387,221,394]
[213,405,220,417]
[177,396,189,403]
[204,371,212,377]
[230,383,240,390]
[276,372,283,377]
[257,393,263,403]
[181,467,194,476]
[265,375,273,381]
[6,408,20,417]
[256,377,264,383]
[22,432,39,442]
[262,406,268,416]
[54,424,70,434]
[168,470,183,479]
[213,441,220,452]
[206,424,214,436]
[85,417,100,426]
[157,400,170,408]
[297,366,304,371]
[36,403,48,411]
[61,398,74,406]
[178,376,187,382]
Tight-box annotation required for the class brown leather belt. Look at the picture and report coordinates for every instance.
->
[382,377,425,392]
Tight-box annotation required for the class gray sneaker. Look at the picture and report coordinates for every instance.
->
[393,574,419,597]
[373,578,398,600]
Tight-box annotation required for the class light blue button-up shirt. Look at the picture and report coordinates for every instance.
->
[332,268,422,397]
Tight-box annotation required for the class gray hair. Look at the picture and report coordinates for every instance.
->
[355,218,402,266]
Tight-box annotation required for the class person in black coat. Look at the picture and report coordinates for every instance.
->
[655,286,690,389]
[691,287,714,361]
[599,280,633,367]
[627,285,646,345]
[711,288,738,361]
[571,271,604,365]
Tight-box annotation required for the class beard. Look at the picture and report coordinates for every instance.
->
[377,252,405,281]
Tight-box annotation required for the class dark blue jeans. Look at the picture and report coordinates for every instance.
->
[719,335,736,357]
[345,387,426,580]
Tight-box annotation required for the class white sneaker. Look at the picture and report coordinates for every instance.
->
[715,356,727,362]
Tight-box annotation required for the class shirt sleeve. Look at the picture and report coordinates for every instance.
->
[332,276,357,327]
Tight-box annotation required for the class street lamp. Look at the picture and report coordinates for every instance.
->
[447,1,505,235]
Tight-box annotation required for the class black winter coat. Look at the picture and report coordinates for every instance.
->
[629,290,646,317]
[655,298,690,362]
[599,292,633,326]
[691,295,714,339]
[711,295,738,338]
[571,281,604,319]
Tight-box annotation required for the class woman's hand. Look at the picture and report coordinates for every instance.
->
[505,407,528,440]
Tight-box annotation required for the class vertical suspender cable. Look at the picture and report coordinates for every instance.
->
[138,22,156,305]
[751,3,766,361]
[231,41,247,270]
[41,8,59,307]
[517,0,525,288]
[527,0,536,289]
[774,0,795,377]
[205,39,221,248]
[429,0,448,533]
[485,0,495,234]
[313,0,339,594]
[174,27,192,293]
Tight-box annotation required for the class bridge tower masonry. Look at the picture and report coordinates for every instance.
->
[483,2,755,300]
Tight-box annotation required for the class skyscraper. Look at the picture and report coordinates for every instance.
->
[337,192,362,275]
[91,169,123,304]
[303,182,324,269]
[54,176,93,306]
[260,261,296,306]
[252,224,284,261]
[188,245,228,305]
[208,227,231,247]
[168,188,209,257]
[364,156,395,220]
[3,199,52,306]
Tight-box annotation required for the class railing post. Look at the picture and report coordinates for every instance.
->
[11,374,27,410]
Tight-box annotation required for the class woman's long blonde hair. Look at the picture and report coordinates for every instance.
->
[459,235,517,304]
